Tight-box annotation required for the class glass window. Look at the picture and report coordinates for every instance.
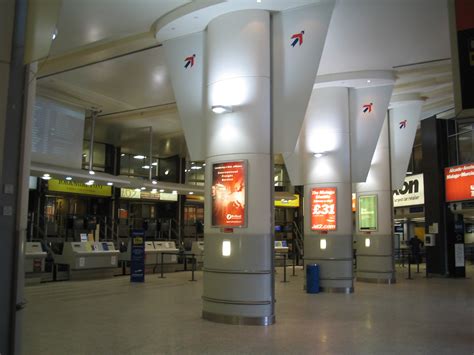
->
[458,131,473,164]
[448,136,458,166]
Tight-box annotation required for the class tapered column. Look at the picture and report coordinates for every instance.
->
[202,10,274,325]
[355,118,395,283]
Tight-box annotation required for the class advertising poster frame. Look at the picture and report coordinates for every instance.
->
[130,230,145,283]
[211,160,248,228]
[310,187,337,232]
[358,194,378,232]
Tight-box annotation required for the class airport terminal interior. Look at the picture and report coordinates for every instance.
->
[1,0,473,354]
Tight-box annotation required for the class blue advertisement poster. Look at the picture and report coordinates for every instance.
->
[130,230,145,283]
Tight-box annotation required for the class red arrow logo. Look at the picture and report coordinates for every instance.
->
[184,54,196,68]
[290,31,304,47]
[362,103,373,113]
[399,120,407,129]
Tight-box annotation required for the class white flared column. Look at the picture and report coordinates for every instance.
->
[303,87,354,293]
[202,10,274,325]
[355,118,395,283]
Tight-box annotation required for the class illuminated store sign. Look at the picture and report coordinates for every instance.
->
[48,179,112,197]
[393,174,424,207]
[359,195,377,231]
[445,163,474,202]
[120,188,178,201]
[311,187,336,231]
[211,161,247,227]
[275,195,300,208]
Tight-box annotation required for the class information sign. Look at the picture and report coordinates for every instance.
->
[130,230,145,283]
[359,195,378,231]
[445,163,474,202]
[310,187,336,231]
[211,161,247,227]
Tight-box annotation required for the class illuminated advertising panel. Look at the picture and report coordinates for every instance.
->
[359,195,377,231]
[211,161,247,227]
[48,179,112,197]
[445,163,474,202]
[311,187,336,231]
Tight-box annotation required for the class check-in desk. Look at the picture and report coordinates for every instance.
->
[154,241,179,272]
[24,242,48,284]
[191,241,204,264]
[274,241,289,266]
[54,242,119,280]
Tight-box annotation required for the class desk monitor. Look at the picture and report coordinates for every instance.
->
[80,233,88,242]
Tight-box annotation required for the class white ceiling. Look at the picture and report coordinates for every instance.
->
[36,0,455,158]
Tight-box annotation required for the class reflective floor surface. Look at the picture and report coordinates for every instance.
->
[22,264,474,355]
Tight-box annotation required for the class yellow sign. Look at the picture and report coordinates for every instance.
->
[275,194,300,208]
[48,179,112,197]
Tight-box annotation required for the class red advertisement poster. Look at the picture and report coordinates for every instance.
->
[311,187,336,231]
[445,163,474,202]
[211,161,246,227]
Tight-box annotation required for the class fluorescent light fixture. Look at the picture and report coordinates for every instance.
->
[191,162,195,165]
[365,238,371,247]
[152,180,157,185]
[107,182,113,186]
[320,239,327,250]
[172,190,177,194]
[159,189,165,193]
[142,165,150,169]
[89,170,95,175]
[189,192,194,195]
[133,155,146,160]
[140,187,146,190]
[190,166,202,170]
[222,240,231,256]
[313,152,324,158]
[164,169,170,175]
[211,105,233,114]
[65,176,72,181]
[41,175,51,180]
[85,180,94,186]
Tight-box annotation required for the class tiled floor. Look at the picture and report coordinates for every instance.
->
[22,265,474,355]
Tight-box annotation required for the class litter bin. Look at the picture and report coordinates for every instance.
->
[306,264,320,294]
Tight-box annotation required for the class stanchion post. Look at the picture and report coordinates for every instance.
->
[160,252,165,279]
[292,251,296,277]
[280,254,288,283]
[190,254,196,282]
[416,254,420,273]
[407,253,412,280]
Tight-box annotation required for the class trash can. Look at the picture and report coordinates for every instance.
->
[306,264,320,294]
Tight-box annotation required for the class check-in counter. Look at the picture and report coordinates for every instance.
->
[191,241,204,263]
[274,240,289,254]
[54,242,119,280]
[24,242,48,284]
[154,241,179,264]
[119,241,161,265]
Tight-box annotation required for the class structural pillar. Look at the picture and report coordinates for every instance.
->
[202,10,274,325]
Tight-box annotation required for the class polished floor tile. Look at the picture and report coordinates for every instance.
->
[22,265,474,355]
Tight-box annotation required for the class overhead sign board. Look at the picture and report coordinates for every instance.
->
[120,188,178,202]
[310,187,336,231]
[359,195,377,232]
[48,179,112,197]
[393,174,424,207]
[211,161,247,228]
[275,194,300,208]
[445,163,474,202]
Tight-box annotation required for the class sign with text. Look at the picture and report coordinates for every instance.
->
[445,163,474,202]
[275,194,300,208]
[359,195,377,232]
[211,161,247,227]
[311,188,336,231]
[48,179,112,197]
[393,174,424,207]
[130,230,145,283]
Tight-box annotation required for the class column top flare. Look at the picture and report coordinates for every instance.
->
[314,70,396,90]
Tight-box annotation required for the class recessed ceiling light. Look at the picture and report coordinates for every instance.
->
[191,166,202,170]
[85,180,94,186]
[313,152,324,158]
[82,154,87,157]
[164,169,170,175]
[42,175,51,180]
[211,105,233,114]
[203,163,206,166]
[189,191,194,195]
[159,189,164,193]
[141,187,146,190]
[89,170,95,175]
[134,155,146,160]
[65,176,72,181]
[142,165,150,169]
[152,180,157,185]
[172,190,177,194]
[121,153,125,157]
[107,182,113,186]
[152,162,158,166]
[43,173,50,177]
[367,79,371,83]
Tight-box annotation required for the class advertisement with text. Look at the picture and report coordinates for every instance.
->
[445,163,474,202]
[211,161,246,227]
[311,187,336,231]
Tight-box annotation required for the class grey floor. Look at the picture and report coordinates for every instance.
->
[22,265,474,355]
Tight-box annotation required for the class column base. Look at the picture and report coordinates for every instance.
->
[202,311,275,326]
[319,286,354,294]
[356,277,396,284]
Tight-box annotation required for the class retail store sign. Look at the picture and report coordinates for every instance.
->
[275,194,300,208]
[359,195,377,232]
[48,179,112,197]
[120,188,140,199]
[211,161,247,228]
[393,174,424,207]
[445,163,474,202]
[310,188,336,231]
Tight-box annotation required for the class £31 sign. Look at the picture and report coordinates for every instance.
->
[311,187,336,231]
